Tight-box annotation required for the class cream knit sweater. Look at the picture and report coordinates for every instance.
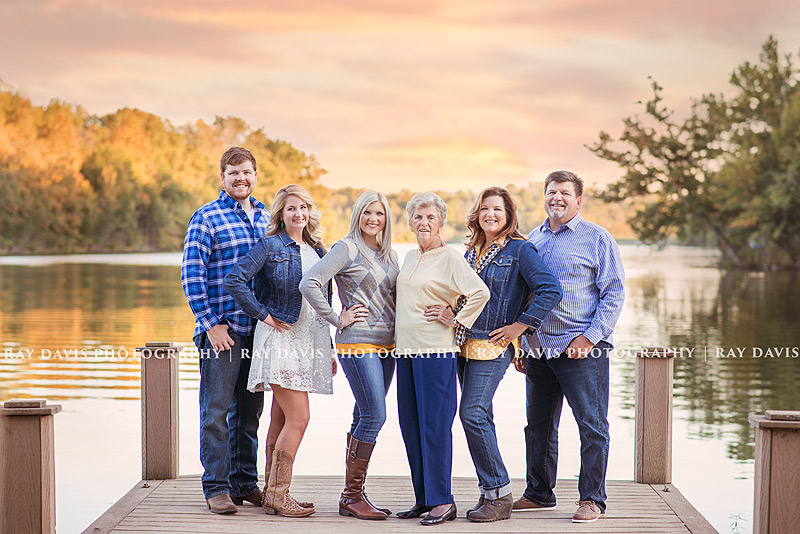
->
[395,245,489,355]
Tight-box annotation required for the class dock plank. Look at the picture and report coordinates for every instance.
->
[83,476,717,534]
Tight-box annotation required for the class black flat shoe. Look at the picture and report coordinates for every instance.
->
[420,502,457,525]
[396,503,433,519]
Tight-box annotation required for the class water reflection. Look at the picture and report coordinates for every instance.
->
[618,249,800,462]
[1,246,798,461]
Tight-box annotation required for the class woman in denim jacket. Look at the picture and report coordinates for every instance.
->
[223,184,335,518]
[438,186,562,522]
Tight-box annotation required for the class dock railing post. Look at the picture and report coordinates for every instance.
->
[136,342,181,480]
[0,399,62,534]
[634,347,673,484]
[749,410,800,534]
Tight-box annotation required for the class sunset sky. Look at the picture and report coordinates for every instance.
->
[3,0,800,192]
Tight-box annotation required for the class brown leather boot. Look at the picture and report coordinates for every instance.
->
[338,435,388,520]
[345,433,391,515]
[467,493,513,522]
[263,448,315,517]
[262,443,314,514]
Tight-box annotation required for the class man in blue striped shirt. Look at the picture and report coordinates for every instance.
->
[181,147,270,514]
[513,171,625,523]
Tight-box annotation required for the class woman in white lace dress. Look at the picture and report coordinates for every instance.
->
[223,184,335,518]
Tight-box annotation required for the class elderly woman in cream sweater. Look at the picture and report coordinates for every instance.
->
[394,192,490,526]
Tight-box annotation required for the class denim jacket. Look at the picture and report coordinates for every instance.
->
[466,239,563,340]
[223,232,331,325]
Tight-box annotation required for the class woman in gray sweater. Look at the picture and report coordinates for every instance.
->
[299,191,399,520]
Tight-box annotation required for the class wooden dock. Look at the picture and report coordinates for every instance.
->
[82,475,718,533]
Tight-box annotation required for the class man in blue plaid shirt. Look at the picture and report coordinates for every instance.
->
[181,147,270,514]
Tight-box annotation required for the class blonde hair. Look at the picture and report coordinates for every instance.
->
[464,186,525,249]
[267,184,324,249]
[345,191,399,269]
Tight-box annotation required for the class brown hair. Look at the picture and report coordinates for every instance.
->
[464,186,525,249]
[544,170,583,197]
[220,147,257,173]
[266,184,324,249]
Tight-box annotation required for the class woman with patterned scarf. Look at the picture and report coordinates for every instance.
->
[450,186,562,522]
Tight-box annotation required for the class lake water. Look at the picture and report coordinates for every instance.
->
[1,244,798,533]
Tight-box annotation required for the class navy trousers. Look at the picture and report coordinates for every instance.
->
[396,352,458,507]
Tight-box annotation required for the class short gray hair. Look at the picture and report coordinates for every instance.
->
[406,192,448,226]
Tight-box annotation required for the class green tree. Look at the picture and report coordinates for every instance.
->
[588,36,800,269]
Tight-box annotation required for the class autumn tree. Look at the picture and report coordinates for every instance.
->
[588,36,800,269]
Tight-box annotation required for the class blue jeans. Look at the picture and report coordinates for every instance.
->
[457,348,513,499]
[195,329,264,499]
[338,351,396,443]
[397,353,457,507]
[523,342,610,511]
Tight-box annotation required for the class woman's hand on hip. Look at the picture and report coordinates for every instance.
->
[489,322,527,347]
[424,305,457,327]
[340,304,368,329]
[264,314,291,332]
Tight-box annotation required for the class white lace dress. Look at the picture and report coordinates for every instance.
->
[248,243,334,395]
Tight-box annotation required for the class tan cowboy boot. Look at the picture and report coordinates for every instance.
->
[263,448,315,517]
[262,443,313,514]
[338,435,388,520]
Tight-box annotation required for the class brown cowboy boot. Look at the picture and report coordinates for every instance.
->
[262,443,313,514]
[263,448,315,517]
[338,435,388,520]
[346,433,391,515]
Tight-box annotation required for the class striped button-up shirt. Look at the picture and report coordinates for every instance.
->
[181,191,270,338]
[524,213,625,358]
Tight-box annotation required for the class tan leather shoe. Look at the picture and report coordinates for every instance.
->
[572,500,603,523]
[206,493,237,514]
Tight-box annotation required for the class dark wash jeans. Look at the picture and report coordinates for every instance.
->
[195,328,264,499]
[523,341,611,511]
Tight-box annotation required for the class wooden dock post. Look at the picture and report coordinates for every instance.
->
[136,342,182,480]
[634,347,673,484]
[749,410,800,534]
[0,399,62,534]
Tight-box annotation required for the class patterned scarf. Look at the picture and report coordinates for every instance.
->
[454,240,503,345]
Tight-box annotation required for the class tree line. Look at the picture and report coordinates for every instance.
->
[3,37,798,268]
[0,91,632,254]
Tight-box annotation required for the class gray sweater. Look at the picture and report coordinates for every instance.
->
[299,238,398,347]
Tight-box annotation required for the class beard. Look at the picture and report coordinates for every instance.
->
[546,204,567,220]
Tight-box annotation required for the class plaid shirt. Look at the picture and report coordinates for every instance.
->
[181,190,270,338]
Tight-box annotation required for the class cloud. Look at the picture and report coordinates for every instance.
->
[2,0,800,192]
